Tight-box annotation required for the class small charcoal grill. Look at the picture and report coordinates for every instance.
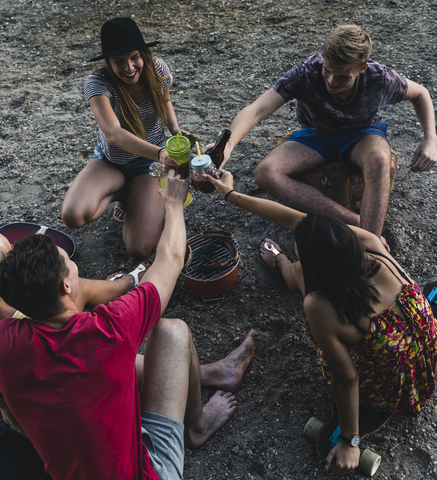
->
[183,234,240,300]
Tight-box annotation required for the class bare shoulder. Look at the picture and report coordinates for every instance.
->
[348,225,386,252]
[304,292,338,328]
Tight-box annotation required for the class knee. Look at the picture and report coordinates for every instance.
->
[363,150,391,178]
[124,238,157,259]
[254,158,278,190]
[153,318,192,350]
[62,204,88,229]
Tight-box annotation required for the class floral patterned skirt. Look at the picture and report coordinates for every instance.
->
[309,283,437,415]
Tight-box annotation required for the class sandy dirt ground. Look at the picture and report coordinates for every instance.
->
[1,0,437,478]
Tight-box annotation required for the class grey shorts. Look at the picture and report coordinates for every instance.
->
[141,409,184,480]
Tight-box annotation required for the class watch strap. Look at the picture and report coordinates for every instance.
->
[339,432,360,446]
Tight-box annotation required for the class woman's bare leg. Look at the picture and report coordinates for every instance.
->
[62,159,126,228]
[122,174,165,258]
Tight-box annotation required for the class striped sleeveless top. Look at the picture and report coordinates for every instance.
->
[84,59,172,164]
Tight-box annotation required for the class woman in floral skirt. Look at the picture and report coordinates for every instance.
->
[208,170,437,476]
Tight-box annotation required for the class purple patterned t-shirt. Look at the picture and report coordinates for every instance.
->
[273,54,408,135]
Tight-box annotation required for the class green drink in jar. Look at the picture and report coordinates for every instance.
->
[165,134,191,179]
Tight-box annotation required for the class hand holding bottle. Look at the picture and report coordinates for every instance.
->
[201,129,232,169]
[149,162,193,208]
[159,170,189,207]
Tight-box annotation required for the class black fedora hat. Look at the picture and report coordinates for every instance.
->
[89,17,159,62]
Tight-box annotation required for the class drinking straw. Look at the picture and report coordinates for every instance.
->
[195,141,202,160]
[176,133,180,148]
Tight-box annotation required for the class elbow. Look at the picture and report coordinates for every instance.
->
[104,127,124,148]
[105,131,120,147]
[172,250,185,273]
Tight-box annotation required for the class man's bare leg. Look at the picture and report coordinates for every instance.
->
[254,141,360,226]
[139,319,254,449]
[347,135,392,237]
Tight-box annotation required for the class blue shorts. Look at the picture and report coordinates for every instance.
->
[92,141,164,182]
[141,409,184,480]
[286,123,389,161]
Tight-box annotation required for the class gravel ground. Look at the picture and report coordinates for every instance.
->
[1,0,437,478]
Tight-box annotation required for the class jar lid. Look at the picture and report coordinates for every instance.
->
[165,135,191,154]
[148,162,163,177]
[191,154,212,170]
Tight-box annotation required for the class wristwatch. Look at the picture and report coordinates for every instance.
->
[339,432,361,447]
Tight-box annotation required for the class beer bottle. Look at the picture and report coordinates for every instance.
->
[206,129,231,168]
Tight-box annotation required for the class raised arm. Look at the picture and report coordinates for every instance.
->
[138,170,187,312]
[403,79,437,172]
[204,89,286,168]
[207,170,306,231]
[88,95,179,168]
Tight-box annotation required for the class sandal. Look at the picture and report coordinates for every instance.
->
[107,261,151,286]
[258,238,287,277]
[106,268,128,281]
[113,202,126,223]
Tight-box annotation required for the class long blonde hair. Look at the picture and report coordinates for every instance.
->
[104,47,168,140]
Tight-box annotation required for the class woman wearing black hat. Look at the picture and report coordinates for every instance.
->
[62,17,189,258]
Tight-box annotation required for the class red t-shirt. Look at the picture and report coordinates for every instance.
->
[0,283,161,480]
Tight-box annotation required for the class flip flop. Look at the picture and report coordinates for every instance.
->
[106,269,128,281]
[107,261,151,286]
[258,238,287,277]
[113,202,126,223]
[128,261,151,286]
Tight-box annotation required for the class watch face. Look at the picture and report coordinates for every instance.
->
[351,435,361,447]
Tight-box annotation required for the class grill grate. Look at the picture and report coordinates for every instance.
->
[184,235,239,281]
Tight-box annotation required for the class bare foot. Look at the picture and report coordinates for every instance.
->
[186,390,237,448]
[200,329,255,392]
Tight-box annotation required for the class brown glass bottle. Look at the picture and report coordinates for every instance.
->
[206,129,231,168]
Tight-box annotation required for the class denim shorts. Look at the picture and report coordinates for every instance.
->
[286,122,389,161]
[92,141,165,182]
[141,409,184,480]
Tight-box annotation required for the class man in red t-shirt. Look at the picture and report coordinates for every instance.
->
[0,171,255,480]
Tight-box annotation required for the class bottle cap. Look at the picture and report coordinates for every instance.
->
[165,135,191,155]
[191,154,212,170]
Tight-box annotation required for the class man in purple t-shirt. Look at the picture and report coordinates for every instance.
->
[208,25,436,248]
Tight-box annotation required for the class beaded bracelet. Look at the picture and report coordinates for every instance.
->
[224,189,235,202]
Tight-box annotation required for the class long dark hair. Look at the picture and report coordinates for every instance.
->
[103,47,168,140]
[294,213,380,326]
